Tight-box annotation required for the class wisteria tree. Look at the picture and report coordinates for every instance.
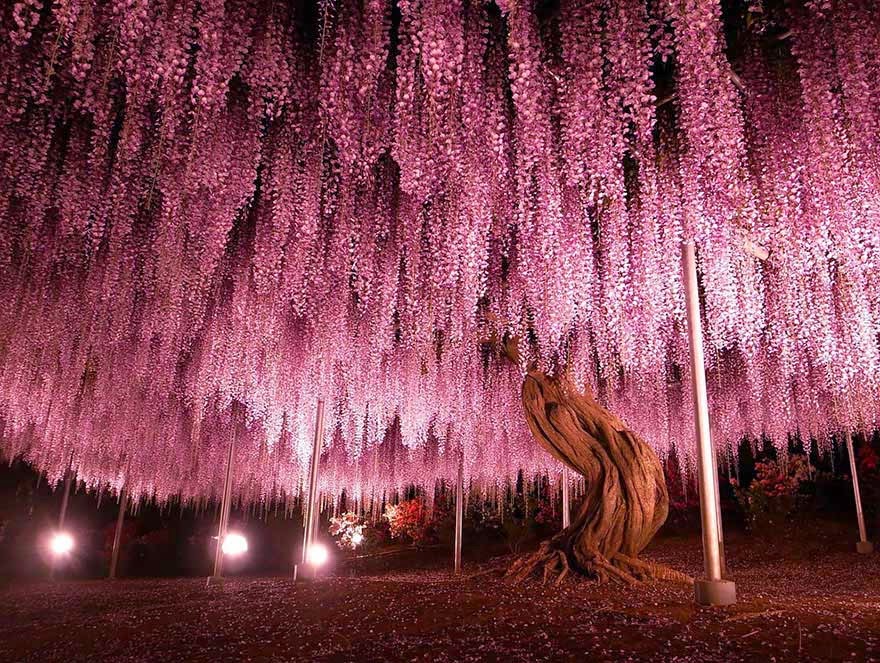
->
[486,335,688,584]
[0,0,878,513]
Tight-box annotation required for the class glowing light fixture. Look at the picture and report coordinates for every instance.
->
[306,542,329,566]
[49,532,74,556]
[221,532,248,556]
[350,531,364,547]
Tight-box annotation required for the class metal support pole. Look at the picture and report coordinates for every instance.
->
[50,463,74,579]
[58,466,73,529]
[454,452,464,574]
[109,486,126,579]
[845,430,874,554]
[682,241,736,606]
[211,434,236,580]
[301,400,326,571]
[709,429,727,577]
[561,466,571,529]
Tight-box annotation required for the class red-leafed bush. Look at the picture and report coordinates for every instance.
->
[384,499,436,546]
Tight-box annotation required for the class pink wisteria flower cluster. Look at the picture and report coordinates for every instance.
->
[0,0,878,505]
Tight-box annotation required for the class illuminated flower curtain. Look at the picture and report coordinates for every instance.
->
[0,0,878,502]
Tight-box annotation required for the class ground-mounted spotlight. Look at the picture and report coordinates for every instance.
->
[350,531,364,547]
[306,542,329,567]
[221,532,248,556]
[49,531,74,556]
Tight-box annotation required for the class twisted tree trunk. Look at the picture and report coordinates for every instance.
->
[507,370,692,586]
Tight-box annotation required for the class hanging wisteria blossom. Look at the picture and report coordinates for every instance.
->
[0,0,878,506]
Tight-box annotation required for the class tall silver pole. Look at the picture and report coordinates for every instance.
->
[109,486,126,579]
[454,451,464,574]
[58,466,73,529]
[302,400,326,569]
[561,466,571,529]
[845,430,874,554]
[50,463,74,579]
[682,241,735,606]
[709,427,727,576]
[212,434,236,580]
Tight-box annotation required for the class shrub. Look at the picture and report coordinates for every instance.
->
[731,454,809,531]
[384,499,436,546]
[329,512,367,550]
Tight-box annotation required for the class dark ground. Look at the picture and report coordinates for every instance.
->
[0,523,878,662]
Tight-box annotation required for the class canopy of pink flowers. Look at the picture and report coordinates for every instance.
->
[1,0,878,502]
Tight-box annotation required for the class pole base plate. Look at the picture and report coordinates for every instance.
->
[856,541,874,555]
[694,579,736,606]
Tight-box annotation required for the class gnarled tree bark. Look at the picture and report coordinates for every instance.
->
[506,369,692,586]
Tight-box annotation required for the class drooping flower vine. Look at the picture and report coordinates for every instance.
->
[0,0,878,506]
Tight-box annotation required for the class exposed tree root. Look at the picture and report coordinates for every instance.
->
[505,540,692,587]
